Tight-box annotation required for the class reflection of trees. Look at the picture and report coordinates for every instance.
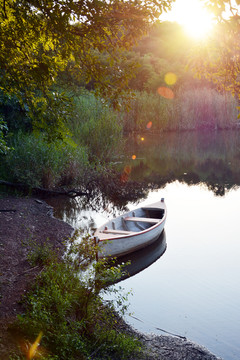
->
[125,131,240,196]
[207,184,226,197]
[47,130,240,227]
[46,174,159,225]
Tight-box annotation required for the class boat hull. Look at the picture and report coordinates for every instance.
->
[94,199,167,258]
[97,220,165,258]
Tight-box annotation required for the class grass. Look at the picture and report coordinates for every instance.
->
[26,238,56,267]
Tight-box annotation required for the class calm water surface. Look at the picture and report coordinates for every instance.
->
[48,131,240,360]
[119,183,240,360]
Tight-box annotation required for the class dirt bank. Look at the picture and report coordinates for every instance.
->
[0,196,74,358]
[0,196,222,360]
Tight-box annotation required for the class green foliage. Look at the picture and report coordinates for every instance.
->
[27,239,56,267]
[0,118,11,154]
[18,261,89,359]
[0,0,173,140]
[1,132,89,188]
[125,21,199,93]
[0,91,32,133]
[30,91,74,142]
[120,90,175,132]
[69,92,124,162]
[92,327,142,360]
[15,235,141,360]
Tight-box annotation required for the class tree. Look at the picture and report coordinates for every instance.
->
[127,21,196,92]
[0,0,174,140]
[189,1,240,102]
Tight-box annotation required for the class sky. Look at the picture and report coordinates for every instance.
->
[161,0,214,39]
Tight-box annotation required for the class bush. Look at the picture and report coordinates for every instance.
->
[1,132,89,188]
[0,118,11,155]
[14,237,141,360]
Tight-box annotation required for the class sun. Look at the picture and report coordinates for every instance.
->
[162,0,214,39]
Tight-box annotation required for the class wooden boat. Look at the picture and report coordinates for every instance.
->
[94,198,166,258]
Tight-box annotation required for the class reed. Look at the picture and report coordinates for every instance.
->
[120,91,175,133]
[68,92,123,162]
[176,87,238,130]
[119,88,239,133]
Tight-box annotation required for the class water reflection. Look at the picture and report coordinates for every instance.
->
[47,182,155,223]
[125,130,240,196]
[48,131,240,228]
[47,195,131,230]
[113,230,167,283]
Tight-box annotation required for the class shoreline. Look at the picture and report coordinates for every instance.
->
[0,196,222,359]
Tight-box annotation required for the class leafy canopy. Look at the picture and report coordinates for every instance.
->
[189,1,240,101]
[0,0,173,139]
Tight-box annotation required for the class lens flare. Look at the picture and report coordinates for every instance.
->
[28,332,43,360]
[141,137,144,141]
[146,121,152,129]
[124,165,131,174]
[164,72,177,85]
[157,87,174,99]
[120,165,132,182]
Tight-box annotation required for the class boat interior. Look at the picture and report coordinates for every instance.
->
[99,207,165,235]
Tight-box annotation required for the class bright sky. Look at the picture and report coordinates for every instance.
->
[162,0,214,39]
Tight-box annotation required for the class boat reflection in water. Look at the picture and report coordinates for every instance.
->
[112,230,167,283]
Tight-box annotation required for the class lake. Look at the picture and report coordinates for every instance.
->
[47,130,240,360]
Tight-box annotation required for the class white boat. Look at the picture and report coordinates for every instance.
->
[94,198,166,258]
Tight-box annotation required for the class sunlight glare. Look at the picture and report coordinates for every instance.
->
[162,0,214,39]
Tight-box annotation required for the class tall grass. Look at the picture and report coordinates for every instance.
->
[120,91,175,133]
[1,132,89,188]
[119,88,239,133]
[176,87,239,130]
[68,92,124,162]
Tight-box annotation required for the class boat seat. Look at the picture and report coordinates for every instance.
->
[101,229,137,235]
[124,217,159,224]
